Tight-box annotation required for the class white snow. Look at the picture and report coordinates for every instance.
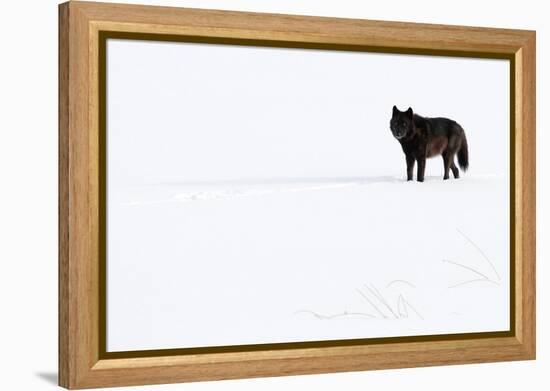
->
[107,175,509,350]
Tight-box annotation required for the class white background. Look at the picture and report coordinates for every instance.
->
[106,40,510,351]
[0,0,547,390]
[107,40,509,184]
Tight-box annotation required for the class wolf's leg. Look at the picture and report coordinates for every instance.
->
[447,133,462,179]
[442,152,452,180]
[406,154,415,181]
[417,157,426,182]
[451,160,460,178]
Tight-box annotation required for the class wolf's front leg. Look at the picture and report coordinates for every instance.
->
[406,154,415,181]
[417,157,426,182]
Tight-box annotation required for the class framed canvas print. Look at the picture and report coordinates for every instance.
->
[58,1,536,389]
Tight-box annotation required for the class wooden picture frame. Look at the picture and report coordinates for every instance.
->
[59,1,536,389]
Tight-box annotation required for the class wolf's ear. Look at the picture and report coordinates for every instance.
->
[392,105,398,115]
[406,107,413,118]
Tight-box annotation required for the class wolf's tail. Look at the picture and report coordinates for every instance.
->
[457,130,469,172]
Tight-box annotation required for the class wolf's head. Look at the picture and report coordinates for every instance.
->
[390,106,414,140]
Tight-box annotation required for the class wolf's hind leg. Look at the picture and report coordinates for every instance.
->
[442,153,453,180]
[451,161,460,178]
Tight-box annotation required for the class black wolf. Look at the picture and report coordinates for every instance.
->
[390,106,469,182]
